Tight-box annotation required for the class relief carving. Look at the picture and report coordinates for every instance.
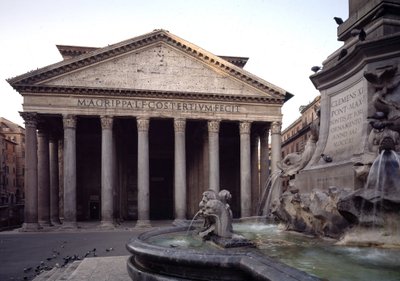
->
[100,116,114,130]
[208,120,220,133]
[137,117,150,132]
[239,121,251,135]
[20,112,38,127]
[174,118,186,132]
[62,115,77,129]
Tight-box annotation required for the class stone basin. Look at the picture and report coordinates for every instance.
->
[126,226,321,281]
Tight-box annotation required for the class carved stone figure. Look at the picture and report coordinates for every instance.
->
[277,106,320,177]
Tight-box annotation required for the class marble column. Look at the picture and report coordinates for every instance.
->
[240,121,252,218]
[62,115,77,228]
[208,120,220,192]
[260,125,270,190]
[269,121,282,209]
[136,117,151,228]
[20,112,40,231]
[101,116,114,228]
[49,135,61,225]
[174,118,187,221]
[270,121,282,175]
[37,126,51,226]
[250,132,259,216]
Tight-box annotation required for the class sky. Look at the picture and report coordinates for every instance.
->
[0,0,348,129]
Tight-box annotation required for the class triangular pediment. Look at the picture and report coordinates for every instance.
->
[8,30,290,102]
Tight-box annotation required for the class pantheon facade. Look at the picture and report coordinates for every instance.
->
[8,30,291,230]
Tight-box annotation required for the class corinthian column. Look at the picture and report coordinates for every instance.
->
[208,120,220,192]
[136,117,151,228]
[260,125,270,192]
[49,135,61,225]
[240,121,252,218]
[270,121,282,175]
[62,115,77,228]
[100,116,114,228]
[269,121,282,210]
[20,112,40,231]
[174,118,186,221]
[37,125,51,227]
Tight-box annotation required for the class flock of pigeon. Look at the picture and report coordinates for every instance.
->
[20,241,115,281]
[311,17,367,74]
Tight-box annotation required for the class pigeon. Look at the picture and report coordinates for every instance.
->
[367,111,386,120]
[321,154,333,163]
[311,66,321,73]
[338,48,347,60]
[334,17,344,25]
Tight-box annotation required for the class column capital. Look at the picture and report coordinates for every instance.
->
[174,118,186,132]
[271,121,282,134]
[137,117,150,132]
[63,115,77,129]
[100,115,114,130]
[20,112,38,127]
[208,120,220,133]
[239,121,251,135]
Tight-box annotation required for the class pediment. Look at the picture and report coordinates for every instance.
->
[8,30,290,103]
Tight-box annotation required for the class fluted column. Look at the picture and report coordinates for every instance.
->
[49,135,61,225]
[136,117,151,228]
[174,118,187,221]
[240,121,252,218]
[37,126,51,226]
[101,116,114,228]
[208,120,220,192]
[62,115,77,228]
[20,112,40,231]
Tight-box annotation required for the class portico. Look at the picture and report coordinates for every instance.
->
[8,30,291,230]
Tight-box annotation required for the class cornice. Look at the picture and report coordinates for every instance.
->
[14,84,284,104]
[7,29,287,101]
[310,33,400,90]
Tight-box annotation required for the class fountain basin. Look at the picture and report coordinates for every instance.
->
[126,226,321,281]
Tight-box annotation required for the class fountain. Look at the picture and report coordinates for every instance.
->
[126,1,400,280]
[126,189,322,281]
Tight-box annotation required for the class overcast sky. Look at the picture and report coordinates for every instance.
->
[0,0,348,129]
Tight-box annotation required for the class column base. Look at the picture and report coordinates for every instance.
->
[20,222,42,232]
[39,220,53,227]
[51,219,62,226]
[99,221,115,229]
[135,220,151,228]
[61,221,78,229]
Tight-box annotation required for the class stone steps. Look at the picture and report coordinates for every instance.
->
[32,256,129,281]
[32,261,81,281]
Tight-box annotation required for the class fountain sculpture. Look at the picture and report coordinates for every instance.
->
[268,0,400,248]
[126,2,400,280]
[126,190,320,281]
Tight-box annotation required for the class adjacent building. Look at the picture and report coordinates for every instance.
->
[8,30,292,230]
[281,96,320,189]
[0,118,25,205]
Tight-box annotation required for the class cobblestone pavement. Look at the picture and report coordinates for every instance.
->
[0,221,172,281]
